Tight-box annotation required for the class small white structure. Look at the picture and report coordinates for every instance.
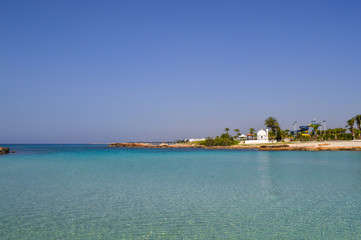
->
[235,134,247,141]
[244,129,270,144]
[257,129,269,141]
[238,134,247,140]
[188,138,206,142]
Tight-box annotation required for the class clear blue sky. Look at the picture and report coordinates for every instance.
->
[1,0,361,143]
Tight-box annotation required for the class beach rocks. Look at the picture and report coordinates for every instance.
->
[0,147,10,155]
[108,143,152,148]
[258,145,291,151]
[259,145,289,149]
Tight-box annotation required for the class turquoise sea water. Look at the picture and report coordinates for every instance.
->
[1,145,361,239]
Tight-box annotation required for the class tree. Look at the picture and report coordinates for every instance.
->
[234,129,240,137]
[285,129,290,138]
[265,117,279,133]
[331,128,346,140]
[224,128,230,134]
[269,131,276,140]
[333,128,339,140]
[276,127,282,141]
[355,114,361,131]
[249,128,255,135]
[310,123,321,140]
[346,118,356,140]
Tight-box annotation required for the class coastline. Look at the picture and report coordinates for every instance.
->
[108,141,361,151]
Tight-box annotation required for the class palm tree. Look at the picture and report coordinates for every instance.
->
[355,114,361,131]
[333,128,338,140]
[234,129,240,137]
[332,128,346,140]
[269,131,276,140]
[224,128,230,134]
[249,128,255,135]
[310,123,321,140]
[285,129,290,138]
[264,117,279,133]
[346,118,356,140]
[276,127,282,141]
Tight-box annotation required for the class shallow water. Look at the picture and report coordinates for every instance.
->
[1,145,361,239]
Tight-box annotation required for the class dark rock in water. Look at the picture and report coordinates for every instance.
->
[0,147,10,155]
[11,150,15,153]
[259,145,289,149]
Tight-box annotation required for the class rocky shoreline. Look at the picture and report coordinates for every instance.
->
[108,142,257,149]
[108,143,206,149]
[108,142,361,151]
[0,147,10,155]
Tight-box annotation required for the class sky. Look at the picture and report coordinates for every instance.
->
[1,0,361,143]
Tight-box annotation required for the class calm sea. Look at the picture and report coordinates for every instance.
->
[1,144,361,239]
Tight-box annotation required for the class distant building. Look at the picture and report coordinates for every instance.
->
[236,134,247,140]
[257,129,269,141]
[244,129,271,144]
[187,138,206,142]
[246,134,255,140]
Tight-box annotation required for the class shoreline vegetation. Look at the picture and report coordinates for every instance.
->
[109,114,361,151]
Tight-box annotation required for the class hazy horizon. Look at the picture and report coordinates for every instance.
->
[1,1,361,144]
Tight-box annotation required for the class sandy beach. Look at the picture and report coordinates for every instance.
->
[289,141,361,148]
[257,141,361,151]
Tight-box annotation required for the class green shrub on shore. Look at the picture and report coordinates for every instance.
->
[300,135,311,141]
[337,133,353,140]
[199,133,238,146]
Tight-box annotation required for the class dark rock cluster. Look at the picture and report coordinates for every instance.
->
[0,147,10,155]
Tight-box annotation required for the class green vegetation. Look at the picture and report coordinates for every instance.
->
[354,114,361,131]
[346,118,356,140]
[187,113,361,145]
[265,117,279,133]
[299,133,311,141]
[310,123,321,139]
[276,127,282,142]
[266,115,361,142]
[249,128,255,135]
[199,133,238,146]
[234,129,240,137]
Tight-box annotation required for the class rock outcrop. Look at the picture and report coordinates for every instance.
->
[108,143,205,149]
[0,147,10,155]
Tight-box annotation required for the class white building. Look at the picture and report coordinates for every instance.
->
[257,129,269,141]
[244,129,270,144]
[188,138,206,142]
[238,134,247,140]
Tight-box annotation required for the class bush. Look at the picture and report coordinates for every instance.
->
[200,135,238,146]
[300,135,310,141]
[276,129,282,142]
[337,133,352,140]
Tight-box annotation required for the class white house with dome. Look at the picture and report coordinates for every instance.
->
[244,129,270,144]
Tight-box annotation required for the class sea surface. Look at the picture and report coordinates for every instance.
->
[1,144,361,239]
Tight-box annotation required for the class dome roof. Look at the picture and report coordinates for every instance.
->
[257,129,267,136]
